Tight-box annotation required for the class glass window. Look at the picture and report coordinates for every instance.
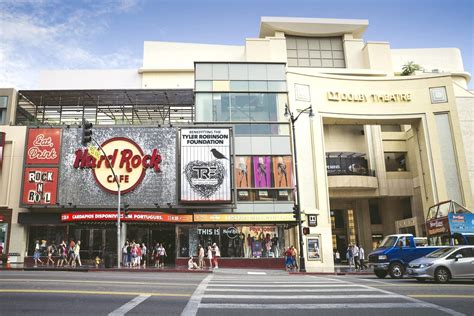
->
[0,110,6,125]
[296,38,308,49]
[266,64,286,80]
[0,96,8,108]
[195,81,212,91]
[333,60,345,68]
[229,64,249,80]
[212,80,230,91]
[287,50,297,58]
[195,93,213,122]
[248,81,267,92]
[384,152,408,171]
[0,223,8,255]
[267,81,287,92]
[308,39,320,50]
[310,59,322,67]
[369,200,382,224]
[195,64,213,80]
[297,50,309,58]
[331,38,343,50]
[298,59,310,67]
[27,225,67,256]
[322,59,334,67]
[248,64,267,80]
[230,93,250,121]
[230,81,249,91]
[288,58,298,67]
[212,64,229,80]
[286,37,296,49]
[212,93,230,121]
[286,36,345,68]
[320,39,331,50]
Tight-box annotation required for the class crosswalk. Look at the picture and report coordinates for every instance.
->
[182,273,465,316]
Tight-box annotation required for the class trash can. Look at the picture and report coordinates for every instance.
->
[105,254,114,268]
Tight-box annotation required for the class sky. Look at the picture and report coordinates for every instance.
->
[0,0,473,89]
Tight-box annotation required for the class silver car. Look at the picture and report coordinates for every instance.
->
[407,246,474,283]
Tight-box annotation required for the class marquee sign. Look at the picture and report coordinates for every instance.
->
[73,137,162,194]
[26,128,61,165]
[180,128,232,203]
[61,211,192,223]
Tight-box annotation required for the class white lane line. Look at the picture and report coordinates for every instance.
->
[181,274,213,316]
[108,294,150,316]
[247,272,266,275]
[205,288,376,293]
[356,283,466,316]
[203,294,399,299]
[210,281,344,284]
[199,303,427,309]
[208,284,357,287]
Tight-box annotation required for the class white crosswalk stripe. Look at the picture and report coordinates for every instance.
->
[186,274,466,315]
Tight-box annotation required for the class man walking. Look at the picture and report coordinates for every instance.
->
[359,244,367,270]
[198,244,205,269]
[353,243,360,271]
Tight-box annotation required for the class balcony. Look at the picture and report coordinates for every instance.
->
[326,152,378,191]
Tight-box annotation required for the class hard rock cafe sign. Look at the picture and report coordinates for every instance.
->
[73,137,162,194]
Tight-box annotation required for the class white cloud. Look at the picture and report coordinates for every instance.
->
[0,0,143,89]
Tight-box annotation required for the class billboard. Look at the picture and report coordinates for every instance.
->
[180,128,232,203]
[235,156,252,188]
[272,156,293,188]
[253,156,271,188]
[25,128,61,165]
[22,167,59,205]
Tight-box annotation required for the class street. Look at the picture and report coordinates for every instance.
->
[0,270,472,316]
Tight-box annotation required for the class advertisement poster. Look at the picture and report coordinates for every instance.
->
[307,236,322,261]
[235,156,252,188]
[448,213,474,233]
[272,156,293,188]
[25,128,62,165]
[253,156,271,188]
[22,167,58,205]
[180,128,231,202]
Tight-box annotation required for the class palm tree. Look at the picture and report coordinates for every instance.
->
[401,61,422,76]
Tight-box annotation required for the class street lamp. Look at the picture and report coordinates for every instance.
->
[284,103,314,272]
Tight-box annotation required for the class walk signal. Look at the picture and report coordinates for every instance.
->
[123,203,130,217]
[292,205,299,219]
[303,227,310,235]
[81,119,93,146]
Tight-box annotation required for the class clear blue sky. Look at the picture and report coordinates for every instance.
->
[1,0,472,89]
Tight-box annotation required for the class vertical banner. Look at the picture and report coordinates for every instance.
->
[235,156,252,188]
[25,128,62,165]
[0,132,5,169]
[272,156,293,188]
[22,167,59,205]
[180,128,231,202]
[253,156,271,188]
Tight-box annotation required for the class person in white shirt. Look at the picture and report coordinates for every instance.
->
[207,246,213,269]
[212,243,220,269]
[198,245,205,269]
[188,257,199,270]
[359,245,367,270]
[352,244,360,270]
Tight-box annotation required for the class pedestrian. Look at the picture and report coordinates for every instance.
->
[127,242,132,268]
[67,239,75,266]
[198,244,205,269]
[284,247,293,271]
[212,243,220,269]
[136,244,142,267]
[122,242,129,267]
[57,240,67,267]
[141,243,147,268]
[33,240,43,267]
[335,249,341,264]
[359,245,367,270]
[346,245,354,270]
[291,245,299,270]
[188,256,199,270]
[157,243,166,268]
[153,242,160,268]
[46,242,55,266]
[353,243,360,270]
[207,245,213,269]
[131,243,138,267]
[71,240,82,268]
[271,234,279,258]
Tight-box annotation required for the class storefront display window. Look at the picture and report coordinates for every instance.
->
[27,225,67,256]
[177,225,286,258]
[0,223,8,255]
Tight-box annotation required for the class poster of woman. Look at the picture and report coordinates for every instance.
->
[272,156,293,188]
[307,236,322,261]
[253,156,271,188]
[235,156,252,188]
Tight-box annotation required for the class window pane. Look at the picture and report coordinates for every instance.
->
[320,39,331,50]
[267,81,287,92]
[195,81,212,91]
[322,59,333,67]
[0,96,8,108]
[287,50,297,58]
[195,93,213,121]
[333,59,345,68]
[230,81,249,91]
[331,38,343,50]
[212,64,229,80]
[248,81,267,91]
[308,39,320,50]
[321,51,332,59]
[213,93,230,121]
[309,51,321,58]
[286,37,296,49]
[195,63,213,80]
[298,59,310,67]
[297,50,309,58]
[333,51,344,59]
[266,64,285,80]
[230,93,250,121]
[248,64,267,80]
[212,80,230,91]
[296,38,308,49]
[229,64,248,80]
[310,59,322,67]
[288,58,298,67]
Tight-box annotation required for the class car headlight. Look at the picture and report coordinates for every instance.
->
[419,263,433,268]
[378,255,387,261]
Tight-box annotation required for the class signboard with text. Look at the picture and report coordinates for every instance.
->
[22,167,58,205]
[25,128,61,165]
[61,211,192,223]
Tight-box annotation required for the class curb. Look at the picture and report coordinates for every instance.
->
[289,272,373,275]
[0,267,213,273]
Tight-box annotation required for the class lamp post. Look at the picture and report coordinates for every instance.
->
[284,103,314,273]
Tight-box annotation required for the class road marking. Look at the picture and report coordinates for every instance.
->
[206,288,375,292]
[198,303,428,309]
[203,294,399,299]
[181,274,212,316]
[247,272,266,275]
[108,294,150,316]
[410,294,474,299]
[0,278,198,287]
[0,289,191,297]
[208,283,357,287]
[210,281,341,284]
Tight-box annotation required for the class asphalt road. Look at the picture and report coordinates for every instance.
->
[0,270,472,316]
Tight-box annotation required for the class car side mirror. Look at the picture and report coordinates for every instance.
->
[455,253,463,261]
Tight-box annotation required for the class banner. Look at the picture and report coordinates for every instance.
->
[272,156,293,188]
[180,128,231,202]
[61,211,192,223]
[193,213,295,223]
[253,156,271,188]
[22,167,59,205]
[235,156,252,188]
[0,132,5,169]
[25,128,61,165]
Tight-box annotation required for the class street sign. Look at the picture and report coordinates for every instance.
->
[87,144,101,160]
[308,214,318,227]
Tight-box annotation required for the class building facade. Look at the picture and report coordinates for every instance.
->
[1,17,472,271]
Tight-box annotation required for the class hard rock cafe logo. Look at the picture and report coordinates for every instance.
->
[73,137,161,194]
[28,134,58,161]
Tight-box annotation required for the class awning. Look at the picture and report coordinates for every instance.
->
[18,212,61,225]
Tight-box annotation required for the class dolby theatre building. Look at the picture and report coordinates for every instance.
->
[0,17,473,272]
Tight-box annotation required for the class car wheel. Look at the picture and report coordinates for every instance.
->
[389,262,404,279]
[374,270,387,279]
[415,278,426,282]
[435,267,450,283]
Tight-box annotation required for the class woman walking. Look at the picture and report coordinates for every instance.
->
[207,246,213,269]
[33,240,43,267]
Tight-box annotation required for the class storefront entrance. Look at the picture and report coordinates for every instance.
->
[127,224,176,266]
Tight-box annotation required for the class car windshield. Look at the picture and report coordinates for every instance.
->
[425,247,454,258]
[465,236,474,245]
[378,236,398,248]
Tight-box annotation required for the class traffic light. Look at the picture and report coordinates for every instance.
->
[303,227,310,235]
[81,119,93,146]
[123,203,130,217]
[292,205,299,219]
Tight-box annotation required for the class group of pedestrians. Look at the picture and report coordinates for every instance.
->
[284,245,298,271]
[344,243,367,271]
[189,243,220,270]
[32,239,81,268]
[122,241,148,268]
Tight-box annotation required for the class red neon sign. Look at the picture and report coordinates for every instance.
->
[61,211,192,223]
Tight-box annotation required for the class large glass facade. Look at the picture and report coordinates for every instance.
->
[286,36,345,68]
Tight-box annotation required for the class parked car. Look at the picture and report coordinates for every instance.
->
[406,246,474,283]
[368,234,442,279]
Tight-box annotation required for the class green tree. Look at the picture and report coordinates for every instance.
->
[401,61,422,76]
